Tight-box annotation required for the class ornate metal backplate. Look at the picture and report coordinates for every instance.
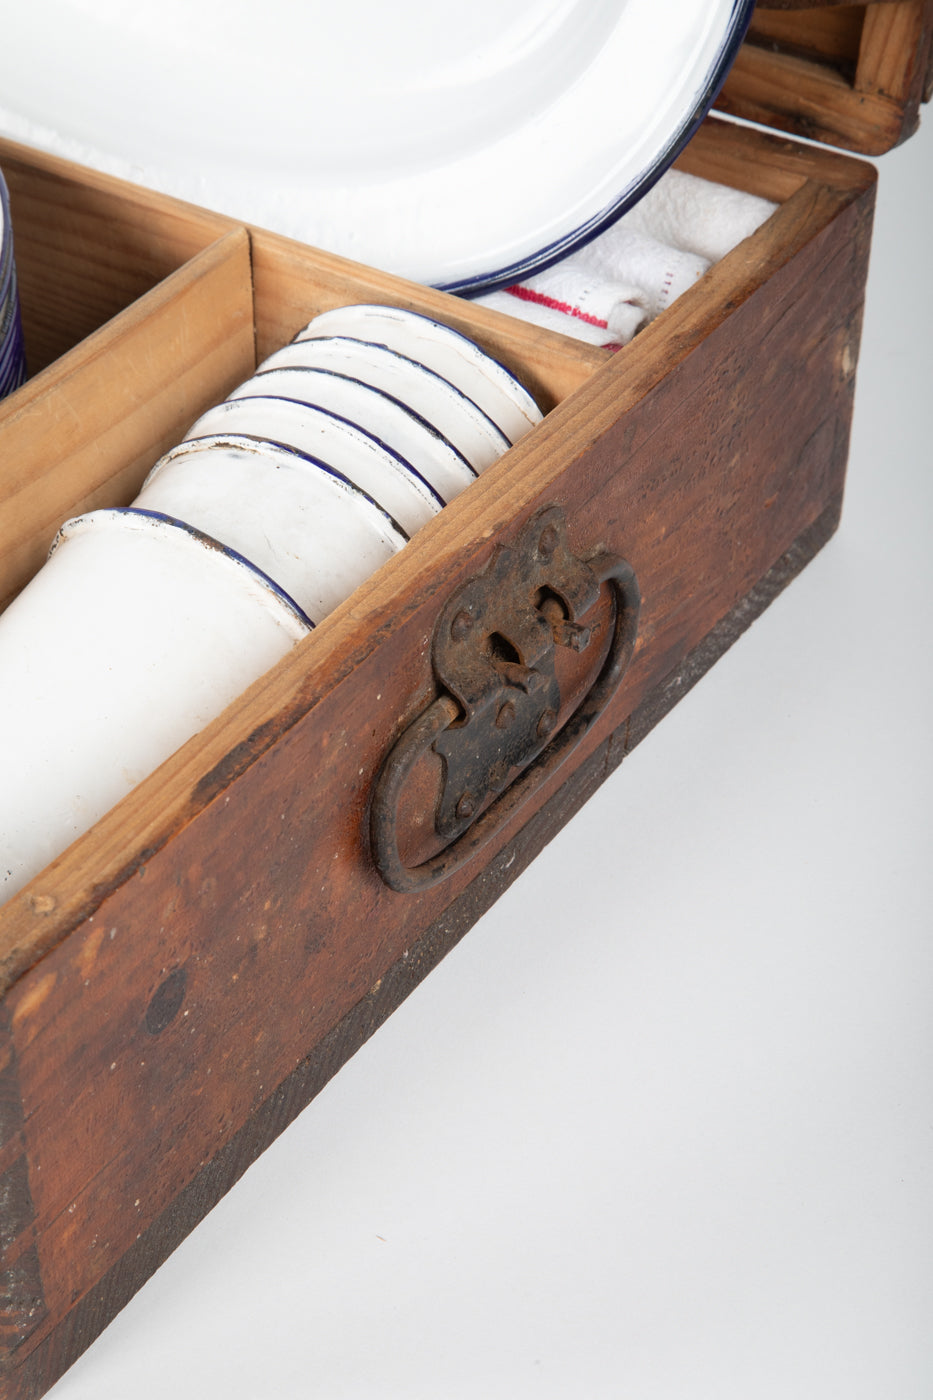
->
[371,505,640,892]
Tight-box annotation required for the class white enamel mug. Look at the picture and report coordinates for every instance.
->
[255,337,510,472]
[178,395,443,535]
[296,304,543,444]
[0,509,311,904]
[134,435,408,620]
[221,365,477,504]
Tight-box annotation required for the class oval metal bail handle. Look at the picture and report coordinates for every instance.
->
[370,547,640,894]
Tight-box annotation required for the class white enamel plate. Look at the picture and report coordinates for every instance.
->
[0,0,753,291]
[0,169,26,400]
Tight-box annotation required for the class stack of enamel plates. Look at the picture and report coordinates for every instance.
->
[0,305,541,901]
[0,168,27,401]
[132,303,543,625]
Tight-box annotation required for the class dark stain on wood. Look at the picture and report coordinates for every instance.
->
[0,1016,46,1365]
[144,969,187,1037]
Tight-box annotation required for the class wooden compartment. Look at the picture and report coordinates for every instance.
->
[0,151,248,611]
[0,107,880,1397]
[1,151,236,378]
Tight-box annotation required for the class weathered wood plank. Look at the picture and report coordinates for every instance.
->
[749,5,865,73]
[0,492,842,1400]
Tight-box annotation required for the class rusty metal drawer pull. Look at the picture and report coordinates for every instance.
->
[370,506,640,893]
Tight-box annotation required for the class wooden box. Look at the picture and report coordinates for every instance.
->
[0,5,929,1394]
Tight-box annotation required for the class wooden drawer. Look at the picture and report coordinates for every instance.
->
[0,110,879,1397]
[1,1,926,1387]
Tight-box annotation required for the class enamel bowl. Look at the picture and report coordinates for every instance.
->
[296,304,542,444]
[180,395,443,535]
[255,337,510,472]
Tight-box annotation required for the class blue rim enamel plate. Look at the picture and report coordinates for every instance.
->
[0,169,26,399]
[0,0,753,292]
[51,508,316,632]
[130,439,410,622]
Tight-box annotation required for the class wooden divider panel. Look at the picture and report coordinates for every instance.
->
[248,232,609,415]
[0,230,255,611]
[0,137,237,375]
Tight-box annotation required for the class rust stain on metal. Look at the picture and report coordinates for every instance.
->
[371,505,640,891]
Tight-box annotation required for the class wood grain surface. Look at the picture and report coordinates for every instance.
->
[0,137,236,376]
[0,497,843,1400]
[0,229,254,612]
[719,0,933,152]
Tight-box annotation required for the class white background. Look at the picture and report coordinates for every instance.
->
[46,115,932,1400]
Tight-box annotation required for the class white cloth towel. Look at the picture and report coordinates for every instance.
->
[474,170,777,349]
[624,169,779,264]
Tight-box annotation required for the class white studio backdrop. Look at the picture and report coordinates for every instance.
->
[42,81,933,1400]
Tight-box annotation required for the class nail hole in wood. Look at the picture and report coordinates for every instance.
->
[145,968,187,1035]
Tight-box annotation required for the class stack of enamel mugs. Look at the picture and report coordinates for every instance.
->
[132,303,542,624]
[0,168,27,401]
[0,304,542,901]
